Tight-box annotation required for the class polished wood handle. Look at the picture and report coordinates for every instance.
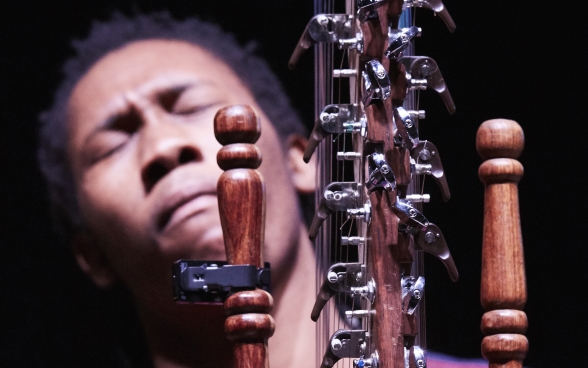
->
[477,119,528,368]
[215,105,274,368]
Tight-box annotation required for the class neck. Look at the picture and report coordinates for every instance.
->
[139,225,317,368]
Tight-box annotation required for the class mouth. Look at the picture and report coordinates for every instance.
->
[156,190,217,232]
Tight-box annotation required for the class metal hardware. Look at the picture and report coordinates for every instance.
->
[411,141,450,201]
[386,26,421,59]
[400,56,455,114]
[289,14,354,69]
[172,261,271,303]
[357,0,385,21]
[392,197,430,230]
[405,345,427,368]
[304,104,364,163]
[401,276,425,315]
[341,236,366,246]
[334,69,358,78]
[311,263,366,321]
[346,309,372,319]
[405,194,430,203]
[408,110,426,120]
[367,151,397,193]
[403,0,456,32]
[414,223,459,282]
[338,152,362,160]
[394,106,419,149]
[321,330,369,368]
[350,278,376,303]
[362,60,391,106]
[309,182,361,240]
[346,201,372,224]
[354,351,379,368]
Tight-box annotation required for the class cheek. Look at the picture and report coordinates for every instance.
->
[77,157,148,246]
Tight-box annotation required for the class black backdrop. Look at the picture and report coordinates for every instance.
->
[1,1,586,367]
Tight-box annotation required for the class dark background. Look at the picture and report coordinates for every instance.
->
[1,1,586,367]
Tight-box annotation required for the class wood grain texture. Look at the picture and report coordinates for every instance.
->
[215,105,273,368]
[477,119,527,368]
[359,2,408,367]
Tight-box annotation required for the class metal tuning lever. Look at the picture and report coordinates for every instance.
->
[309,182,370,241]
[403,0,456,33]
[410,141,451,201]
[321,329,370,368]
[399,56,456,114]
[311,263,375,321]
[394,200,459,281]
[304,104,365,163]
[289,14,356,69]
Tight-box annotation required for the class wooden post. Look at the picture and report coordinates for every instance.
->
[477,119,528,368]
[215,105,275,368]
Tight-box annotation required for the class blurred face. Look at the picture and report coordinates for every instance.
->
[66,40,306,315]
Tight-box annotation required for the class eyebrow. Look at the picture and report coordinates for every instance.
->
[83,82,198,145]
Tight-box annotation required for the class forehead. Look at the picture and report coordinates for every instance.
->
[67,39,251,128]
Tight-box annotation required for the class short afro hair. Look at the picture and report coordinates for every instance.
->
[38,11,306,237]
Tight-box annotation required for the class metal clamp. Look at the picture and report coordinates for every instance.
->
[401,276,425,315]
[394,106,419,149]
[367,151,397,193]
[386,26,421,59]
[172,261,271,303]
[362,60,391,106]
[403,0,456,33]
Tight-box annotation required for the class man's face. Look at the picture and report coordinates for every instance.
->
[66,40,308,312]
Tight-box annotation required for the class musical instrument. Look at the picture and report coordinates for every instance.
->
[290,0,459,367]
[478,119,528,368]
[215,105,274,368]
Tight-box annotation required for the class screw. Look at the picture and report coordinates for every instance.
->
[331,338,342,351]
[380,164,390,174]
[419,149,431,161]
[328,272,339,283]
[424,231,436,244]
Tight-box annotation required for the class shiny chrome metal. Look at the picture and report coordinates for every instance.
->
[403,0,456,32]
[405,194,430,203]
[338,152,362,160]
[386,26,421,59]
[289,14,354,69]
[321,330,369,368]
[346,309,372,318]
[405,346,427,368]
[333,68,357,78]
[401,276,425,315]
[362,60,391,106]
[411,141,451,202]
[354,351,379,368]
[341,236,366,246]
[347,202,372,224]
[394,106,419,149]
[414,223,459,282]
[408,109,426,120]
[311,263,366,321]
[392,198,430,230]
[303,104,362,163]
[308,182,361,241]
[366,151,397,193]
[400,56,456,114]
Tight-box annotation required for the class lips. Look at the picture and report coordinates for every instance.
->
[151,167,219,233]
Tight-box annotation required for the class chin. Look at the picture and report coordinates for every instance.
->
[159,217,227,261]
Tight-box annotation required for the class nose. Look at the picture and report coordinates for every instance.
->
[139,116,203,193]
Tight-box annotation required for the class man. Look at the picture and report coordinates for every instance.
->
[38,12,485,368]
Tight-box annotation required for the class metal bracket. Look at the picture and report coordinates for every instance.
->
[386,26,421,59]
[399,56,455,114]
[410,141,450,201]
[394,106,419,149]
[172,261,271,303]
[367,151,397,193]
[321,329,369,368]
[403,0,456,33]
[401,276,425,315]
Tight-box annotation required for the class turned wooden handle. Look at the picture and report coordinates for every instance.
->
[477,119,528,368]
[215,105,275,368]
